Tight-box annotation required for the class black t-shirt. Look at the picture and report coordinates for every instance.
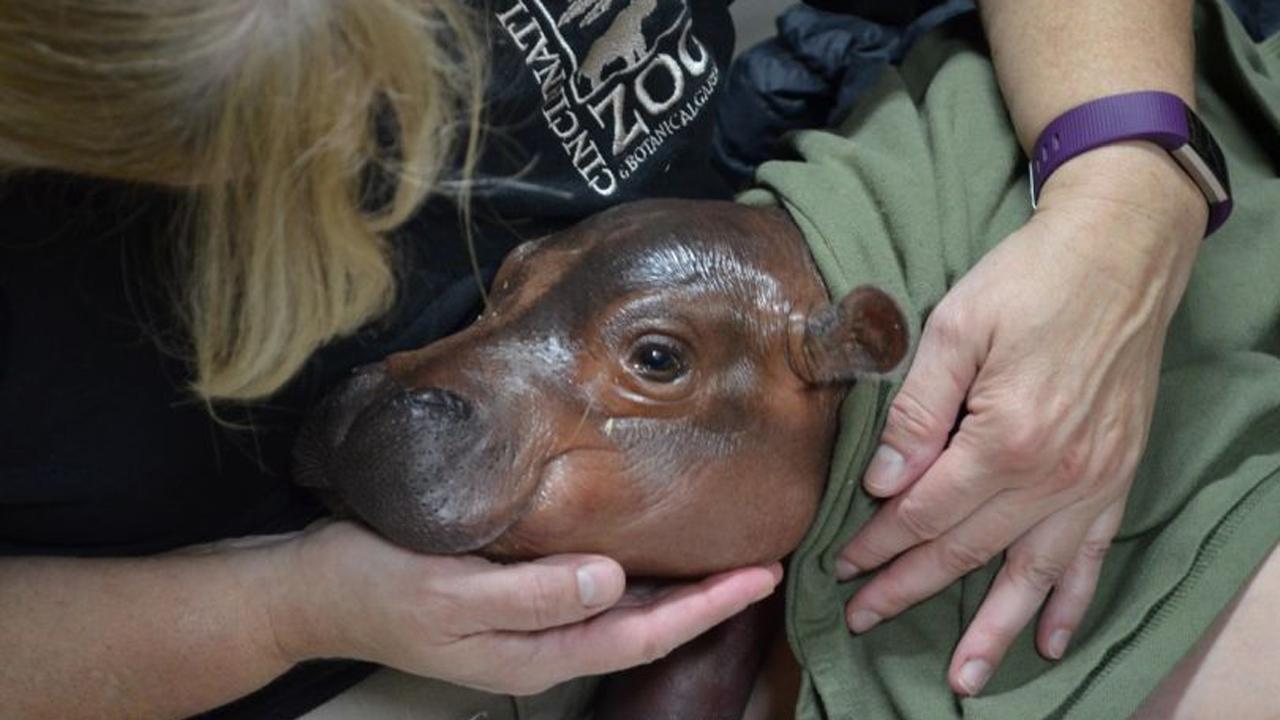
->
[0,2,734,717]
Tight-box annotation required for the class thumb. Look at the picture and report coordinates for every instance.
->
[865,308,980,497]
[457,554,627,633]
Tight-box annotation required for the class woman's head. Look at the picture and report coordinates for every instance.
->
[0,0,484,400]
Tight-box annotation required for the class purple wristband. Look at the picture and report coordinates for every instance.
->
[1029,91,1233,237]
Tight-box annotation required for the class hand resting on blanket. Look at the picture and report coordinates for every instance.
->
[837,141,1209,696]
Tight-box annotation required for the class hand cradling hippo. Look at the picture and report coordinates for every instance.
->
[293,199,909,717]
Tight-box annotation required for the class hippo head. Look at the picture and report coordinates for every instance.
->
[295,199,908,577]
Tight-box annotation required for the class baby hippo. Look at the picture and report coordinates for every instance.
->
[296,199,907,578]
[293,198,908,719]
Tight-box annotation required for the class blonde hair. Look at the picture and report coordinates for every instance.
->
[0,0,484,400]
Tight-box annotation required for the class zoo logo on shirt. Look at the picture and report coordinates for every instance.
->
[495,0,720,197]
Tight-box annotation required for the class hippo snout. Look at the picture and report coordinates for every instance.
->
[406,387,473,421]
[295,365,473,478]
[294,367,531,554]
[293,363,396,491]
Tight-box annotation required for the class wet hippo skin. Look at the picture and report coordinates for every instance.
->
[293,198,910,718]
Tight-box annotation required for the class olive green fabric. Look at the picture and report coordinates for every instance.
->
[739,3,1280,719]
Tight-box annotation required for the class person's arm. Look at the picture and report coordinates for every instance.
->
[0,544,291,719]
[837,0,1207,697]
[983,0,1197,148]
[1,521,780,719]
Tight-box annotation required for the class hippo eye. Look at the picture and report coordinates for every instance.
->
[629,340,686,383]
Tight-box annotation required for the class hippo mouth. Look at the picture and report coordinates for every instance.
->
[293,364,534,555]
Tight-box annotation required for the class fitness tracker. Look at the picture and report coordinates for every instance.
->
[1028,91,1233,236]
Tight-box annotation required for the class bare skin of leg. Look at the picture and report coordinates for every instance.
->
[1132,542,1280,720]
[298,670,597,720]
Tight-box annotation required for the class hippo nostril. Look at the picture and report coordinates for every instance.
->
[408,387,473,420]
[351,362,388,379]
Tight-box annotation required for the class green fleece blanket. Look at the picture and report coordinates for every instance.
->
[739,2,1280,718]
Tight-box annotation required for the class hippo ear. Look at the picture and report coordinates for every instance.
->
[788,285,910,384]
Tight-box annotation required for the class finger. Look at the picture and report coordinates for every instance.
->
[1037,499,1126,660]
[844,488,1046,632]
[483,563,783,695]
[454,554,627,633]
[947,506,1096,697]
[838,440,998,579]
[863,307,981,498]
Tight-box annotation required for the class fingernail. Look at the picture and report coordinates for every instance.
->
[847,609,881,634]
[766,563,785,585]
[835,559,860,581]
[576,562,613,607]
[751,583,779,603]
[865,445,905,495]
[1047,629,1071,659]
[958,659,992,696]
